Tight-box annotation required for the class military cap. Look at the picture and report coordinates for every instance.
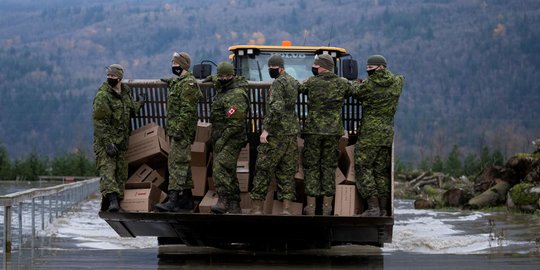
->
[107,64,124,78]
[314,54,334,72]
[268,54,284,68]
[172,52,191,70]
[217,62,235,76]
[367,54,387,67]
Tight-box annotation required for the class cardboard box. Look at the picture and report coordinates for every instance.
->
[263,191,274,214]
[195,121,212,143]
[294,167,304,181]
[237,161,249,192]
[271,200,303,215]
[127,164,153,183]
[131,122,158,135]
[339,133,349,153]
[121,182,163,212]
[126,164,166,190]
[338,148,349,179]
[191,165,208,196]
[240,192,252,210]
[159,191,168,203]
[334,184,360,216]
[238,144,250,162]
[208,177,215,190]
[335,167,346,185]
[198,190,219,213]
[345,145,355,183]
[143,170,166,190]
[127,124,170,166]
[191,142,207,166]
[237,161,249,170]
[192,152,211,197]
[237,172,249,192]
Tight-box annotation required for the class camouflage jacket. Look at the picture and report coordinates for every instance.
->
[264,71,300,136]
[353,69,403,146]
[166,72,203,142]
[211,77,249,148]
[299,72,354,135]
[92,82,142,150]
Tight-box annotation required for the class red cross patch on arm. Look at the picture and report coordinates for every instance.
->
[226,106,237,117]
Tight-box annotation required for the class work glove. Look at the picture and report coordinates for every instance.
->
[202,75,215,83]
[105,144,118,157]
[136,93,147,104]
[160,77,173,85]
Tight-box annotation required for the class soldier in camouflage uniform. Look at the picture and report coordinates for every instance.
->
[300,54,355,216]
[352,55,403,216]
[93,64,144,212]
[155,52,202,212]
[250,54,300,215]
[210,62,249,214]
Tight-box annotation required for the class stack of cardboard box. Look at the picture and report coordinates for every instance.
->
[127,123,170,168]
[191,121,212,197]
[123,123,171,212]
[295,134,361,216]
[237,146,250,192]
[334,145,362,216]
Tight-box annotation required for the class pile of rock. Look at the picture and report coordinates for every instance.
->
[396,145,540,214]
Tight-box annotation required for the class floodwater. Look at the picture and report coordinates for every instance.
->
[2,185,540,269]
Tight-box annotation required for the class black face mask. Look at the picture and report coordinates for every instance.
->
[107,78,120,87]
[367,68,377,76]
[312,67,319,76]
[172,67,183,76]
[269,68,280,79]
[218,79,233,86]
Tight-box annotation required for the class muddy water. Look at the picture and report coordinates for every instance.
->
[387,200,540,254]
[2,195,540,269]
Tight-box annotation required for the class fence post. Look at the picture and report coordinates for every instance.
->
[32,197,35,249]
[18,202,22,251]
[41,196,45,231]
[3,206,12,253]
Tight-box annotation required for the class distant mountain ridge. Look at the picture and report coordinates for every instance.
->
[0,0,539,164]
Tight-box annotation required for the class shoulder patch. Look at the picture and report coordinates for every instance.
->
[226,106,238,117]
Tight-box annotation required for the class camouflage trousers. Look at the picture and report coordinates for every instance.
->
[96,148,128,198]
[303,134,341,197]
[251,135,297,201]
[354,144,391,198]
[213,139,245,201]
[167,138,193,191]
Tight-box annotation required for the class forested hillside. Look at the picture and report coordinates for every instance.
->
[0,0,539,166]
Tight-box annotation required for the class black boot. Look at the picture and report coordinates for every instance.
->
[226,199,241,214]
[211,195,228,214]
[106,192,120,212]
[177,189,194,210]
[155,190,180,212]
[379,197,388,216]
[360,197,380,217]
[100,195,110,211]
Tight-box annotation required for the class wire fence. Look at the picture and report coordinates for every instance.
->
[0,177,100,253]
